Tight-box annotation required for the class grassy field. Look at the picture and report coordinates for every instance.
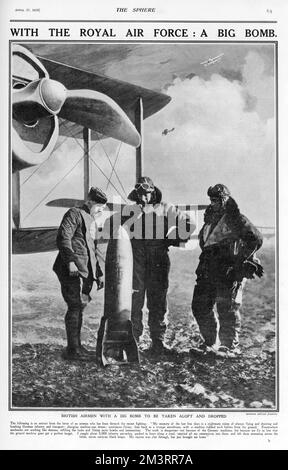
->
[11,243,276,409]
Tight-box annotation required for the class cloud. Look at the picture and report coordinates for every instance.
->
[219,68,243,83]
[143,56,275,226]
[242,51,275,120]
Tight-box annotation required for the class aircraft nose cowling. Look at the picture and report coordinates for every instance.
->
[40,78,67,114]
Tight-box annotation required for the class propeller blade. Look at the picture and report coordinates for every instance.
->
[59,89,141,148]
[12,115,59,172]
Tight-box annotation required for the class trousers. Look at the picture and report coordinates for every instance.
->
[57,274,94,348]
[192,277,244,348]
[131,243,170,342]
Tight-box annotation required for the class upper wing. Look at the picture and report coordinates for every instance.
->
[38,54,171,138]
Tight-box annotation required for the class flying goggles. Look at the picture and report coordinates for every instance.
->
[135,182,154,192]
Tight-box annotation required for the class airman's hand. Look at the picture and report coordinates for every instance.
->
[96,277,104,290]
[68,261,79,277]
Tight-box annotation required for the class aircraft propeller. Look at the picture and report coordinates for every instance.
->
[12,45,141,172]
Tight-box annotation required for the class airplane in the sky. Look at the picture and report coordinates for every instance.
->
[162,127,175,136]
[200,53,224,67]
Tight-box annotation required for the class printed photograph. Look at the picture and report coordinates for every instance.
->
[11,42,276,409]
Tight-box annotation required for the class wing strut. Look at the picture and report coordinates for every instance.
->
[12,172,21,229]
[83,127,91,199]
[135,97,144,181]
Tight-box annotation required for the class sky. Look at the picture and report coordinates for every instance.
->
[18,43,276,228]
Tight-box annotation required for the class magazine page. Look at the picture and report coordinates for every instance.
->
[1,0,288,454]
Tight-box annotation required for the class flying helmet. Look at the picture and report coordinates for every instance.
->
[207,184,230,200]
[88,186,107,204]
[128,176,162,203]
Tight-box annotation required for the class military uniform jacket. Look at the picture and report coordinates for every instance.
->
[197,209,263,280]
[122,202,196,248]
[199,212,263,252]
[53,205,98,280]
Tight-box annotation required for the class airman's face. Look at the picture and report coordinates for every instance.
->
[210,196,222,211]
[137,190,152,205]
[88,200,105,216]
[92,203,105,215]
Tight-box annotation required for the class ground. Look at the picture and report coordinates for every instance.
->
[12,243,276,409]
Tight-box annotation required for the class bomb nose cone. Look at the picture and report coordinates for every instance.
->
[40,78,66,114]
[114,225,130,240]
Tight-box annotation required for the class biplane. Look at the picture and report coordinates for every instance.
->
[12,44,177,254]
[162,127,175,136]
[200,53,224,67]
[11,44,272,256]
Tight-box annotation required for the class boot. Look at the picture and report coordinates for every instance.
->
[63,310,87,360]
[190,341,218,357]
[78,311,91,356]
[148,338,171,355]
[216,344,242,358]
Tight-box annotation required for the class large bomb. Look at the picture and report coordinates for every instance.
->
[96,225,139,366]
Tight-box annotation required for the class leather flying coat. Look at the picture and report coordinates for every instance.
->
[53,205,98,280]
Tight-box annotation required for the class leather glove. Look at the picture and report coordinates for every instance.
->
[96,277,104,290]
[226,260,264,281]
